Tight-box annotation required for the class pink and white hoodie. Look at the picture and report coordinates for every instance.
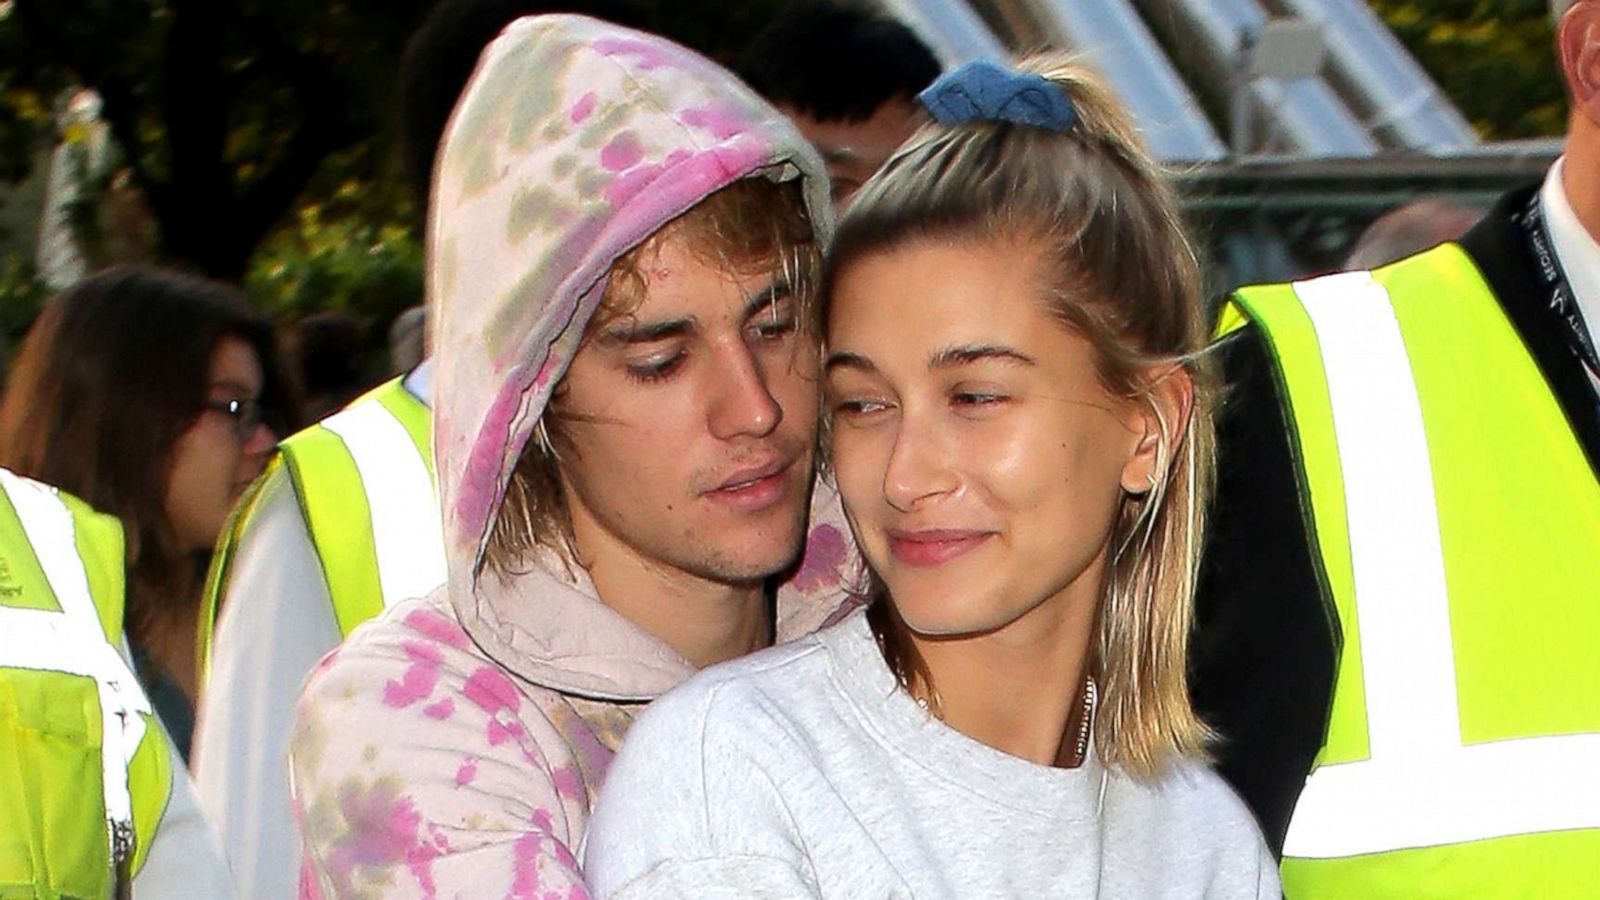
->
[287,16,859,898]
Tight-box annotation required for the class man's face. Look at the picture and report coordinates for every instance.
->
[551,230,820,590]
[782,98,925,212]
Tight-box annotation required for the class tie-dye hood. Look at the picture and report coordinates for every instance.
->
[426,15,846,698]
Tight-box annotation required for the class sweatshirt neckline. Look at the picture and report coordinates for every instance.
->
[821,608,1108,820]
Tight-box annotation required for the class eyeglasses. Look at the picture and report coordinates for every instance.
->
[201,397,266,440]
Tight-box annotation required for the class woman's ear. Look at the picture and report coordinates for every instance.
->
[1120,364,1194,495]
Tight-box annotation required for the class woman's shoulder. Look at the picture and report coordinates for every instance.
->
[1106,756,1273,857]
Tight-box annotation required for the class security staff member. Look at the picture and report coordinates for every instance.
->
[1191,2,1600,896]
[0,469,232,898]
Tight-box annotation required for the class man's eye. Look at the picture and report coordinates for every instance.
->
[752,316,798,341]
[626,353,685,383]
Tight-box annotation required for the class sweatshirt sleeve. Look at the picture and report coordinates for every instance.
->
[288,618,594,899]
[583,682,819,899]
[193,468,342,900]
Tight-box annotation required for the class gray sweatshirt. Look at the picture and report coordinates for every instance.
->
[584,609,1280,898]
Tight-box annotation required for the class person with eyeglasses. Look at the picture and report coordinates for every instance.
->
[0,264,295,762]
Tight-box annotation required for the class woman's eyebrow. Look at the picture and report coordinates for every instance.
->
[823,350,874,374]
[930,344,1036,369]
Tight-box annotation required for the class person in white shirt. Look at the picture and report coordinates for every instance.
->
[584,53,1279,899]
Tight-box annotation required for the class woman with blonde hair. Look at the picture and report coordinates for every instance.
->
[584,54,1277,897]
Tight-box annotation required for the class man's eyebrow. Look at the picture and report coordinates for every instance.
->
[823,350,874,374]
[742,280,794,321]
[599,317,693,345]
[930,344,1036,368]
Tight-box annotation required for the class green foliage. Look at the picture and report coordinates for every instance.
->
[4,0,436,278]
[0,252,46,347]
[1373,0,1567,139]
[246,150,423,376]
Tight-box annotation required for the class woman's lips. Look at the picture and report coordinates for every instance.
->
[886,529,994,567]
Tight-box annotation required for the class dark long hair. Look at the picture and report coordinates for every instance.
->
[0,265,295,651]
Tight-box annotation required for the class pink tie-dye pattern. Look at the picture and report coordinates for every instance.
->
[791,523,848,593]
[510,833,544,899]
[383,641,445,709]
[599,132,644,172]
[324,784,426,895]
[487,716,529,747]
[569,92,597,124]
[592,37,675,70]
[681,106,751,141]
[423,697,455,720]
[532,808,555,833]
[403,607,473,651]
[454,393,518,541]
[601,163,662,208]
[550,764,584,801]
[465,665,521,714]
[299,857,324,900]
[406,840,441,899]
[455,757,478,787]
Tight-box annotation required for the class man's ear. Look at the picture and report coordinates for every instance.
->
[1560,2,1600,124]
[1120,365,1195,495]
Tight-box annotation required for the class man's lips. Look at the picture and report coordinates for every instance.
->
[703,457,796,512]
[710,457,790,492]
[886,528,995,567]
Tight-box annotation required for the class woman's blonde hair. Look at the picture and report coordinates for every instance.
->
[823,53,1217,779]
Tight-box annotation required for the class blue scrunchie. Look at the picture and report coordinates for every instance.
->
[917,59,1076,133]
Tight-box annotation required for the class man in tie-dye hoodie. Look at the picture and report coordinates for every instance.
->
[287,15,861,897]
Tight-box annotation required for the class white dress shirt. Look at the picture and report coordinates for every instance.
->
[1540,158,1600,385]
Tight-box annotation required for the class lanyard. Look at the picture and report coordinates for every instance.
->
[1513,192,1600,380]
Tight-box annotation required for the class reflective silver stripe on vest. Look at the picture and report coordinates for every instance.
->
[1281,272,1600,858]
[320,398,446,608]
[0,469,152,866]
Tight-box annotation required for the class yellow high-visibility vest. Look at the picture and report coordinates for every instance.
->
[200,376,442,672]
[1225,244,1600,897]
[0,469,174,899]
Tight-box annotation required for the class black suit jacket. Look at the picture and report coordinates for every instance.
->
[1190,184,1600,856]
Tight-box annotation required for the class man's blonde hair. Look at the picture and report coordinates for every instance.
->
[824,53,1217,780]
[482,176,819,580]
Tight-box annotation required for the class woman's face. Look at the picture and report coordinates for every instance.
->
[165,336,277,552]
[825,238,1159,639]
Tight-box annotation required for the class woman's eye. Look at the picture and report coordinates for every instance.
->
[832,397,889,417]
[952,391,1006,407]
[626,352,685,383]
